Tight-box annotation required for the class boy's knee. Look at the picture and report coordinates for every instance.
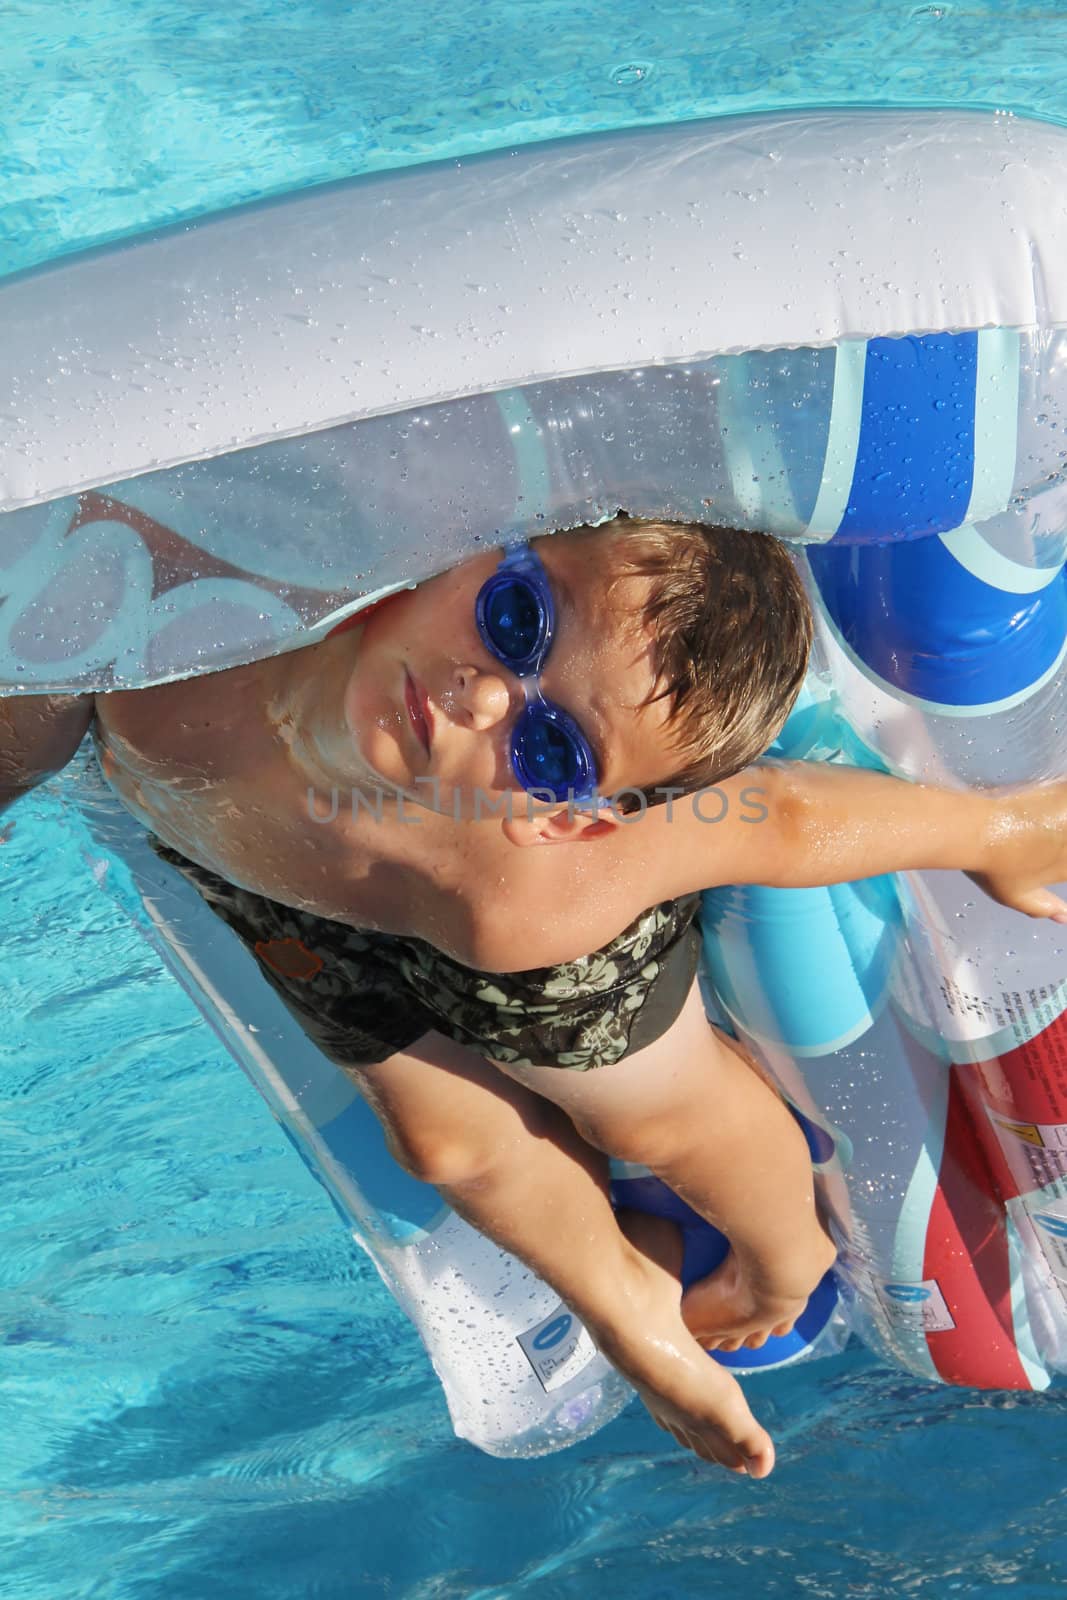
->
[570,1101,685,1169]
[378,1087,550,1189]
[382,1120,493,1188]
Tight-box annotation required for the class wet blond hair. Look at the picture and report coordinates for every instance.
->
[578,513,813,800]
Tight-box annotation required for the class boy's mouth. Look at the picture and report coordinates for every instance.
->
[404,668,433,755]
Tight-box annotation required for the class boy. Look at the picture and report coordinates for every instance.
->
[3,514,1066,1478]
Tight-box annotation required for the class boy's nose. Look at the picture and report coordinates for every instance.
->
[449,665,513,731]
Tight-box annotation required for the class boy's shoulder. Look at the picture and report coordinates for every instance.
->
[0,693,95,806]
[468,781,771,971]
[457,834,667,972]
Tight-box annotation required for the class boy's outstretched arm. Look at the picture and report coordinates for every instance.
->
[0,693,94,813]
[469,767,1067,978]
[636,765,1067,921]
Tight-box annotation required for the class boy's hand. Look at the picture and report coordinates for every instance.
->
[967,781,1067,924]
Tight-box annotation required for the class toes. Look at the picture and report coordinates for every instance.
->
[744,1445,775,1479]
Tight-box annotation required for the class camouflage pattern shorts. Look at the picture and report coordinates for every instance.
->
[153,843,700,1072]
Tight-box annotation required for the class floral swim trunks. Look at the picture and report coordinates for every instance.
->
[152,842,700,1072]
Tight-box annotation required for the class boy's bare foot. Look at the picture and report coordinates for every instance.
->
[603,1210,775,1477]
[616,1204,834,1358]
[615,1189,836,1354]
[680,1252,801,1352]
[679,1225,837,1353]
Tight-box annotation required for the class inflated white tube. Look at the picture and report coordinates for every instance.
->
[4,109,1067,514]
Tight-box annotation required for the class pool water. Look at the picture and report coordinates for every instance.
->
[5,0,1067,1592]
[4,0,1067,280]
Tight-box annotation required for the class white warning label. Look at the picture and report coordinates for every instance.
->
[1025,1201,1067,1296]
[516,1305,597,1393]
[876,1278,956,1334]
[989,1111,1067,1191]
[932,974,1067,1054]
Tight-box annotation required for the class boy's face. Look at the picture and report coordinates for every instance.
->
[338,530,679,821]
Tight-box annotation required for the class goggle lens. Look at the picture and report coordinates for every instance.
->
[481,578,544,663]
[514,708,594,800]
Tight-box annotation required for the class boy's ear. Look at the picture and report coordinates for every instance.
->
[501,798,624,848]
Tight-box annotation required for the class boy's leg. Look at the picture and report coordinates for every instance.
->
[491,977,835,1352]
[146,853,782,1462]
[349,1029,775,1476]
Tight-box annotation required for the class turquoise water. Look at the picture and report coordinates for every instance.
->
[6,0,1067,1591]
[3,0,1067,279]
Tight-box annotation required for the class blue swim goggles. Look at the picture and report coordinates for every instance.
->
[474,544,600,803]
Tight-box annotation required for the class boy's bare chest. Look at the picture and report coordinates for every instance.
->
[91,668,648,966]
[93,668,419,929]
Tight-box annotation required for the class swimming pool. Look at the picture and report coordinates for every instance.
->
[5,0,1067,282]
[5,0,1067,1592]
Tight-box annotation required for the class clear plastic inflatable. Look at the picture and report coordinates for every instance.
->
[4,107,1067,1454]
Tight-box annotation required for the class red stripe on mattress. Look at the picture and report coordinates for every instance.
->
[923,1070,1032,1389]
[972,1008,1067,1124]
